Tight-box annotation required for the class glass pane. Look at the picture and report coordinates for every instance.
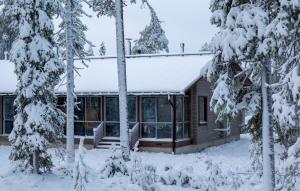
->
[157,123,172,138]
[176,97,183,122]
[4,96,15,120]
[142,97,156,122]
[142,123,156,138]
[85,122,100,136]
[176,123,183,139]
[128,97,136,122]
[184,122,190,138]
[4,120,13,134]
[199,97,206,122]
[75,97,85,121]
[105,97,119,122]
[184,97,190,122]
[105,122,120,137]
[74,122,85,136]
[157,97,171,122]
[86,97,101,121]
[57,97,66,113]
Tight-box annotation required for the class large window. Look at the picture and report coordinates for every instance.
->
[176,97,190,139]
[3,96,15,134]
[58,96,102,136]
[141,97,172,138]
[85,97,101,136]
[105,97,120,137]
[199,96,208,124]
[141,96,190,139]
[105,96,137,137]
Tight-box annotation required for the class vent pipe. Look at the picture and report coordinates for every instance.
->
[180,43,185,54]
[126,38,132,55]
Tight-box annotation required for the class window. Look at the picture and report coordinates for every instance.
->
[176,97,190,139]
[105,96,137,137]
[85,97,101,136]
[198,96,208,124]
[105,97,120,137]
[141,97,172,139]
[141,97,156,138]
[4,96,15,134]
[128,97,137,127]
[74,97,86,136]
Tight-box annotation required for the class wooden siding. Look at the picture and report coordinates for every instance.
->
[190,79,242,145]
[0,96,2,134]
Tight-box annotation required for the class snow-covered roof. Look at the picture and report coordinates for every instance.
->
[0,53,212,95]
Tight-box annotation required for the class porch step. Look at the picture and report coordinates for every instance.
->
[95,145,120,149]
[95,137,120,149]
[101,137,120,142]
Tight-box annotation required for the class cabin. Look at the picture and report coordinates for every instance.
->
[0,53,243,154]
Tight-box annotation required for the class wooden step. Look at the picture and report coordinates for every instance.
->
[98,141,121,145]
[96,144,121,149]
[101,137,120,142]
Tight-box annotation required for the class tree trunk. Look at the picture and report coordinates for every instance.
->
[66,0,75,164]
[32,150,39,174]
[261,63,275,191]
[115,0,130,160]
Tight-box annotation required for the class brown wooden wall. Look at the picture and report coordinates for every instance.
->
[190,79,242,145]
[0,96,3,134]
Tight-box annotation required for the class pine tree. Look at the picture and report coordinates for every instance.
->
[90,0,131,160]
[73,137,88,191]
[115,0,130,160]
[132,0,169,55]
[58,0,92,165]
[99,41,106,56]
[0,3,17,60]
[87,44,95,56]
[6,0,65,173]
[209,1,281,190]
[267,1,300,189]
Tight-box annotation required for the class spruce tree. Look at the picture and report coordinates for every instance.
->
[209,1,281,190]
[267,1,300,189]
[132,0,169,54]
[99,41,106,56]
[6,0,65,173]
[58,0,92,165]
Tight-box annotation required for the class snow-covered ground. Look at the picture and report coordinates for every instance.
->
[0,135,298,191]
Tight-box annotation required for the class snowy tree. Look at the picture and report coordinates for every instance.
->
[267,1,300,190]
[0,3,17,60]
[99,41,106,56]
[115,0,130,160]
[73,138,88,191]
[200,42,212,52]
[58,0,92,165]
[209,1,283,190]
[87,44,95,56]
[132,0,169,54]
[5,0,65,173]
[100,145,129,178]
[269,0,300,152]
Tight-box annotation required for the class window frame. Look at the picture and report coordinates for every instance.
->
[198,96,208,125]
[3,96,15,135]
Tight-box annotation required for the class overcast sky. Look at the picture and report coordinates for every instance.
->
[81,0,217,55]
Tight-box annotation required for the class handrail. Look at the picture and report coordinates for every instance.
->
[129,122,140,149]
[93,122,104,148]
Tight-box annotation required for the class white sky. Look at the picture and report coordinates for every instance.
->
[80,0,217,55]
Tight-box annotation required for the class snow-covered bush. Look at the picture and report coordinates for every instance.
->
[130,147,160,191]
[205,160,225,191]
[159,165,193,187]
[73,138,88,191]
[100,145,128,178]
